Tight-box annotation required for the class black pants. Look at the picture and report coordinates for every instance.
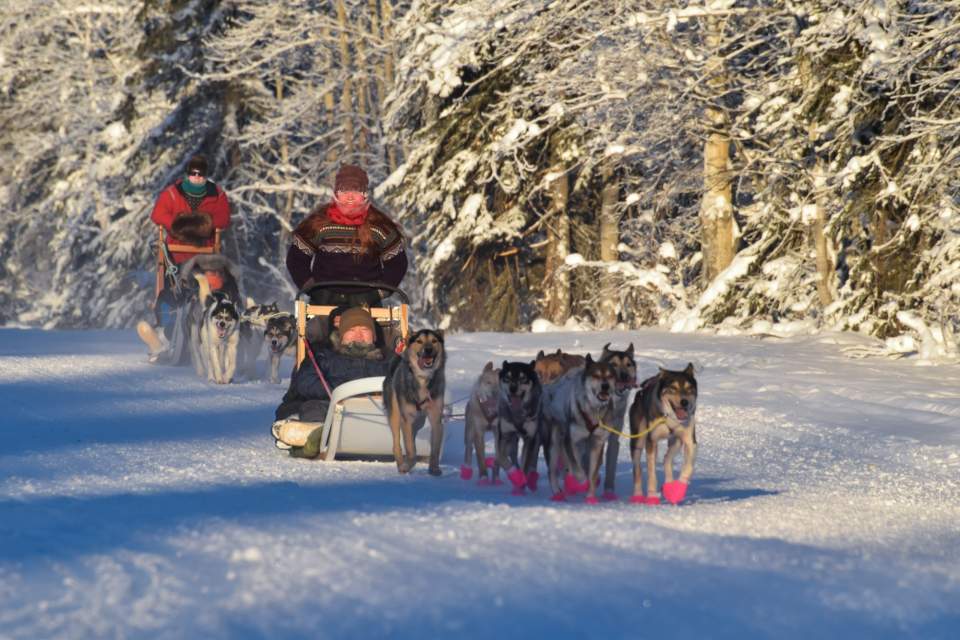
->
[308,288,382,307]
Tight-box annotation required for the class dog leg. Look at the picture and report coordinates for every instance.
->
[585,436,605,503]
[223,337,238,384]
[630,439,645,500]
[463,417,474,477]
[603,434,620,496]
[269,353,281,384]
[400,412,418,474]
[645,437,660,499]
[679,430,697,484]
[426,401,444,476]
[473,423,489,481]
[664,436,681,483]
[387,389,408,473]
[546,421,565,499]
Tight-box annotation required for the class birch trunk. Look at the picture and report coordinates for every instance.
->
[380,0,398,171]
[544,159,570,324]
[276,69,294,252]
[811,163,835,307]
[699,17,736,284]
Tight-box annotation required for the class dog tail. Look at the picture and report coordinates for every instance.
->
[194,272,212,304]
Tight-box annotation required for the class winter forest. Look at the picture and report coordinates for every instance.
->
[1,0,958,357]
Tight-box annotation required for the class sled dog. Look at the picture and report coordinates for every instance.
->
[494,360,543,493]
[263,311,296,384]
[535,349,586,385]
[190,273,240,384]
[383,329,446,475]
[597,343,638,498]
[628,364,698,505]
[540,354,616,502]
[462,362,500,482]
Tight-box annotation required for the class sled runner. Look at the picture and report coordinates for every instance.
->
[287,282,443,462]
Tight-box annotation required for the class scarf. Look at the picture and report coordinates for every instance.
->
[182,178,207,197]
[327,202,369,226]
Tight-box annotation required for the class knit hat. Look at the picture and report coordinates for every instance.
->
[334,164,368,193]
[187,154,208,176]
[338,307,375,335]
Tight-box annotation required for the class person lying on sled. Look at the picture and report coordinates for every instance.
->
[272,306,394,458]
[286,164,407,308]
[137,154,232,362]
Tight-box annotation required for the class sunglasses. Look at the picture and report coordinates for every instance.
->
[188,170,205,177]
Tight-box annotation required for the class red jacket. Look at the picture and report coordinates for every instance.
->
[151,180,230,263]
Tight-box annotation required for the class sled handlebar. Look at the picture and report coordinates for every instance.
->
[298,281,410,304]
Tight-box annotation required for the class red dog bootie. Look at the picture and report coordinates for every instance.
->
[485,456,494,469]
[507,467,527,490]
[564,474,588,495]
[526,471,539,492]
[585,496,599,505]
[460,465,473,480]
[550,491,567,502]
[662,481,688,505]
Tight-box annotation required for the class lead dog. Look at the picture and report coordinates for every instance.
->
[597,343,638,499]
[494,360,543,494]
[190,273,240,384]
[628,364,698,505]
[540,354,616,502]
[383,329,446,475]
[462,362,500,482]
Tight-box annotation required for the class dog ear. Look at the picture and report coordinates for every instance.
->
[434,329,444,343]
[536,350,545,359]
[627,343,634,357]
[483,361,493,372]
[684,362,695,376]
[502,360,508,370]
[529,360,536,369]
[601,342,611,356]
[555,348,562,355]
[585,353,594,365]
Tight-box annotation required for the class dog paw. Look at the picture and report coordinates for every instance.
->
[585,496,599,505]
[564,474,588,495]
[397,461,410,474]
[428,465,442,477]
[601,491,618,502]
[507,468,527,490]
[460,465,473,480]
[550,491,567,502]
[662,481,688,505]
[526,471,539,492]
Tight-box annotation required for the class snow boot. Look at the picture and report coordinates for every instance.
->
[272,419,322,449]
[137,320,166,360]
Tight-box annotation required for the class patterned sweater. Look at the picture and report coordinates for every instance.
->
[286,204,408,293]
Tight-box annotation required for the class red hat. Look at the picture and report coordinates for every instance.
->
[335,164,368,193]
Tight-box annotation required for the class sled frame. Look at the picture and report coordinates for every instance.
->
[154,227,222,305]
[294,300,409,366]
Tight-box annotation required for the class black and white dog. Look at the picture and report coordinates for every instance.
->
[494,360,543,494]
[540,354,616,503]
[263,311,296,384]
[383,329,446,475]
[190,273,240,384]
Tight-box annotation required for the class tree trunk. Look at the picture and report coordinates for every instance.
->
[543,158,570,324]
[335,0,354,158]
[598,157,621,328]
[322,24,337,165]
[380,0,398,172]
[699,17,736,284]
[276,69,294,252]
[811,163,835,307]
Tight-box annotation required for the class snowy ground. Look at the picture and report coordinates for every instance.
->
[1,327,958,639]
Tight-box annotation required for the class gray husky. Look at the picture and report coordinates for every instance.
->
[597,343,638,499]
[462,362,500,483]
[628,364,698,505]
[494,360,543,494]
[263,311,296,383]
[540,354,616,502]
[383,329,446,475]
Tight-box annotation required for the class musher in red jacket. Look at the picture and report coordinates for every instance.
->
[137,154,232,361]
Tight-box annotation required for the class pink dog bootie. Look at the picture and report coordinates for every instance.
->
[485,456,495,469]
[507,467,527,490]
[551,491,567,502]
[644,495,662,505]
[662,481,688,505]
[585,496,599,505]
[460,465,473,480]
[564,474,588,495]
[526,471,540,492]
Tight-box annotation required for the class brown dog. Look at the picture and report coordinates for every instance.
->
[383,329,446,475]
[534,349,586,385]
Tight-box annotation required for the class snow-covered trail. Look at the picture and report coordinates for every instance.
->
[1,328,958,639]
